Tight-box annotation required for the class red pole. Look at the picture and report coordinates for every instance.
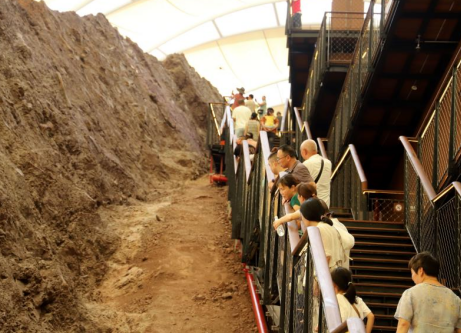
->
[243,267,269,333]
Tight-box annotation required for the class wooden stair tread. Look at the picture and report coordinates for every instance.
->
[372,326,397,331]
[352,233,411,240]
[352,257,408,264]
[358,291,402,297]
[355,241,414,247]
[356,282,410,289]
[351,265,408,272]
[351,249,415,256]
[347,226,407,232]
[340,218,404,225]
[374,314,396,319]
[354,275,413,282]
[367,302,398,308]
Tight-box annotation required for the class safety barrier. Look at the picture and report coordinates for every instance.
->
[326,0,396,165]
[401,136,461,291]
[218,105,366,332]
[303,12,364,121]
[330,144,404,221]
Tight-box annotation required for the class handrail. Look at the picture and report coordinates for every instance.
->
[399,136,437,201]
[209,103,222,137]
[281,99,290,132]
[294,107,303,131]
[307,226,343,332]
[317,138,328,159]
[242,141,252,184]
[260,131,275,184]
[331,144,368,192]
[283,203,301,253]
[432,181,461,203]
[304,121,313,140]
[416,45,461,138]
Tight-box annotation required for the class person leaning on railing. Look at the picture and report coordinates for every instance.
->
[276,144,314,184]
[331,267,375,333]
[395,252,461,333]
[273,182,316,231]
[299,198,344,271]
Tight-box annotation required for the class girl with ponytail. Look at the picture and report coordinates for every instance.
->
[331,267,375,333]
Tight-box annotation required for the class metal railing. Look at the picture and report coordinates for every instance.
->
[331,144,404,220]
[302,12,364,121]
[401,136,461,291]
[325,0,396,165]
[219,105,366,331]
[206,102,226,149]
[416,57,461,192]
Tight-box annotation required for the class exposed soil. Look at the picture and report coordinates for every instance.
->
[0,0,229,331]
[86,176,255,333]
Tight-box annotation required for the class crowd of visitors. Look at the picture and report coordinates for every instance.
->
[227,87,461,331]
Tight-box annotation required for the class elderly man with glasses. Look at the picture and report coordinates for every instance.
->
[276,145,314,184]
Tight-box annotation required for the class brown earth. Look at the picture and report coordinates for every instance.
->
[0,0,237,331]
[87,176,255,333]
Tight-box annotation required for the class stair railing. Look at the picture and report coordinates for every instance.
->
[206,102,227,149]
[220,105,366,331]
[325,0,398,165]
[400,135,461,290]
[331,144,404,221]
[302,11,365,121]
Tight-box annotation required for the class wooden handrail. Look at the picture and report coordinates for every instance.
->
[432,181,461,203]
[292,232,308,256]
[363,189,404,195]
[284,203,301,253]
[209,104,222,136]
[317,138,328,159]
[399,136,437,201]
[307,227,343,331]
[331,144,368,192]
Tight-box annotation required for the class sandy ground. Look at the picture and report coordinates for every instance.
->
[87,176,256,332]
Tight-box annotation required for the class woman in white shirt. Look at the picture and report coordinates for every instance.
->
[299,198,345,271]
[331,267,374,333]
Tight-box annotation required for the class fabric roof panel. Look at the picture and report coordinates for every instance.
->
[159,22,220,54]
[77,0,131,16]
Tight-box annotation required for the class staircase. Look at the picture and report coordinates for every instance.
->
[332,211,416,332]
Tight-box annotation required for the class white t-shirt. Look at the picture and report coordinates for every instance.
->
[331,218,355,269]
[337,294,371,321]
[233,105,252,130]
[245,99,257,112]
[317,222,344,271]
[395,283,461,333]
[303,154,332,207]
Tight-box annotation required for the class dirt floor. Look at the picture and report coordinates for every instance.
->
[86,176,256,333]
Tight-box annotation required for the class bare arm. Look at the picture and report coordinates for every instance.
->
[273,210,302,229]
[396,318,410,333]
[456,329,461,333]
[365,312,374,333]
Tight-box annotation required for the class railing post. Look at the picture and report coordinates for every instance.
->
[369,3,374,70]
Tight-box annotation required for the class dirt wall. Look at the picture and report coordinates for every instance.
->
[0,0,222,331]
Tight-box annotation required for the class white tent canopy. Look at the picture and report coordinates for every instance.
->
[37,0,335,108]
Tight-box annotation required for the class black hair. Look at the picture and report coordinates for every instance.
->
[279,174,300,188]
[245,133,253,139]
[278,144,297,158]
[249,94,254,98]
[267,108,274,114]
[408,252,440,277]
[297,182,317,199]
[331,267,357,305]
[251,112,258,120]
[268,151,278,162]
[300,198,333,226]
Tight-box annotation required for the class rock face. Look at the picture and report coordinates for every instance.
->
[0,0,222,331]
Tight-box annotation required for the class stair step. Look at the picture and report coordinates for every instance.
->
[352,257,408,264]
[351,249,415,256]
[353,233,411,241]
[354,241,414,248]
[341,218,403,225]
[375,314,396,320]
[372,325,397,331]
[351,265,410,276]
[367,302,397,308]
[347,226,408,233]
[356,282,410,290]
[354,274,413,282]
[358,291,402,298]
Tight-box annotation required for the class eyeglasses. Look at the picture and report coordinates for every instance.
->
[276,155,288,162]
